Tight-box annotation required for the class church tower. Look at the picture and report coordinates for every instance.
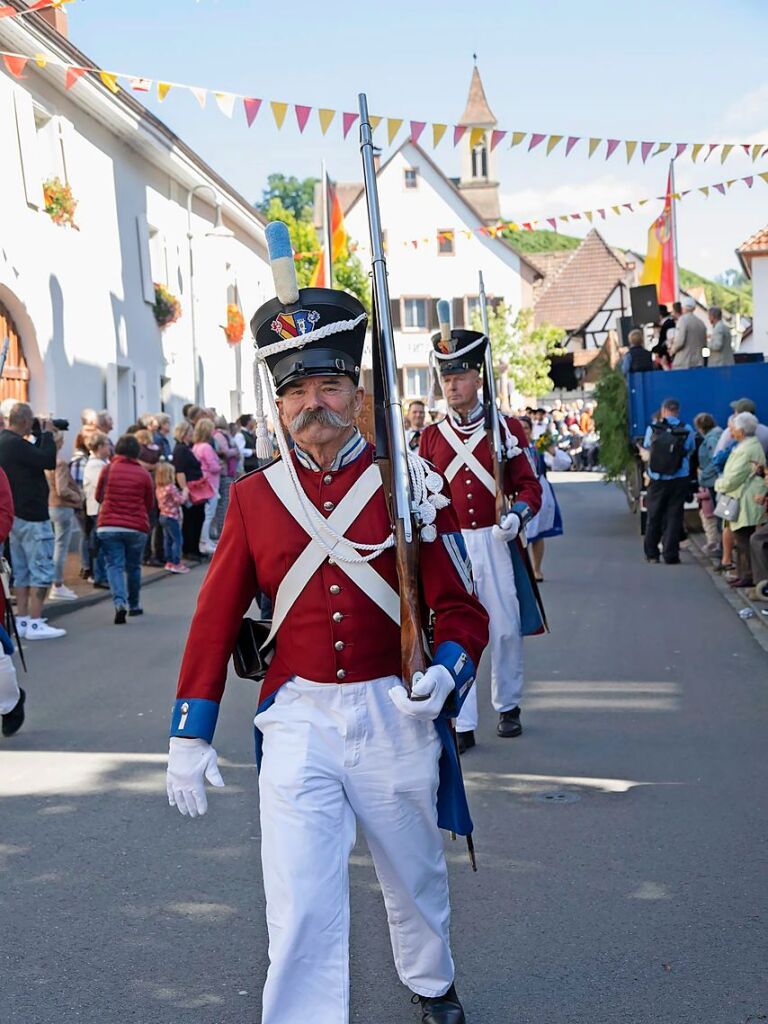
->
[457,63,500,224]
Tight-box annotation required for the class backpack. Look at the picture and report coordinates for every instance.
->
[649,420,690,476]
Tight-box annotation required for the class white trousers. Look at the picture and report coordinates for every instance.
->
[0,653,20,715]
[457,526,523,732]
[257,675,454,1024]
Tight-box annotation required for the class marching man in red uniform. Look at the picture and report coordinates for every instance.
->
[166,223,489,1024]
[419,313,543,754]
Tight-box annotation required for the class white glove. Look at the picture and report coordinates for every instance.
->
[491,511,521,543]
[166,737,225,817]
[388,664,455,721]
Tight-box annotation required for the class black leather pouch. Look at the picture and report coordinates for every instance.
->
[232,618,275,681]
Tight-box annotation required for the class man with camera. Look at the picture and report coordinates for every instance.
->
[0,403,66,640]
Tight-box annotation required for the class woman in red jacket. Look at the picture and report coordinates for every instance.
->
[95,434,154,624]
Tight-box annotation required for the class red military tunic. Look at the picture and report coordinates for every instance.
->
[419,413,542,529]
[171,439,489,742]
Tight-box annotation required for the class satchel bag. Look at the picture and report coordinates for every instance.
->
[713,493,740,522]
[232,617,275,682]
[186,476,216,505]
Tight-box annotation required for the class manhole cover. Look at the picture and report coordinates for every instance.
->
[535,790,581,804]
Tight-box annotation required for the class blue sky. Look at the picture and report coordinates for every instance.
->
[69,0,768,278]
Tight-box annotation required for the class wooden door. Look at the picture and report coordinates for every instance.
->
[0,302,30,404]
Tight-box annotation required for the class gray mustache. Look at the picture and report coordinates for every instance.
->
[289,407,352,433]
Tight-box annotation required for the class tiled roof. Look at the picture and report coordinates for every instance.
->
[736,224,768,277]
[533,230,628,331]
[525,250,575,301]
[458,66,497,127]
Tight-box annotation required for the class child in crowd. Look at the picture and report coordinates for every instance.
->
[155,461,189,574]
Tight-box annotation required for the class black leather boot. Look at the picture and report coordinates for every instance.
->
[456,730,475,755]
[497,707,522,738]
[2,687,25,737]
[413,984,465,1023]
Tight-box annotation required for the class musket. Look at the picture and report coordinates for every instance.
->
[358,93,426,696]
[478,274,508,526]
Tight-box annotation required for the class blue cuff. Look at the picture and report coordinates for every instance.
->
[512,501,531,528]
[433,641,476,718]
[169,697,219,742]
[0,624,14,655]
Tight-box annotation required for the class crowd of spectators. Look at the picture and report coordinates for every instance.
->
[623,296,736,373]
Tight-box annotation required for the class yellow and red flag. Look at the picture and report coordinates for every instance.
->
[310,178,347,288]
[640,165,676,304]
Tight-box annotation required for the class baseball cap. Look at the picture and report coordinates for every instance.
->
[730,398,756,414]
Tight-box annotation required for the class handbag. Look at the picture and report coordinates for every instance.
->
[232,617,275,682]
[713,493,740,521]
[187,476,216,504]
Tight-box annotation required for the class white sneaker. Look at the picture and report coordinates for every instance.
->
[49,584,78,602]
[25,620,66,640]
[15,617,28,639]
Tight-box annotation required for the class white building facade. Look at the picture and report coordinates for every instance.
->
[0,6,270,439]
[737,226,768,358]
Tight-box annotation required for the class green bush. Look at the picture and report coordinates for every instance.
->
[593,369,634,481]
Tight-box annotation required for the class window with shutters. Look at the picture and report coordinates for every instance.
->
[403,168,419,190]
[0,302,31,405]
[402,297,429,331]
[33,104,67,184]
[437,230,455,257]
[148,225,168,286]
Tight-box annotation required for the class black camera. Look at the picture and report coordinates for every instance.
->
[51,418,69,431]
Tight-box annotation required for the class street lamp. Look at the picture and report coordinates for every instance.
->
[186,184,235,403]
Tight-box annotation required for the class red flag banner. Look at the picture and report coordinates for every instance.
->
[2,54,28,77]
[65,66,87,90]
[243,97,261,127]
[342,112,358,139]
[294,104,311,133]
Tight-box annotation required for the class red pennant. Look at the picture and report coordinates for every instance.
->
[623,203,633,211]
[705,143,718,160]
[453,125,467,146]
[342,112,358,139]
[742,144,751,155]
[294,104,312,133]
[547,217,557,230]
[243,97,261,127]
[528,132,546,150]
[565,136,580,156]
[745,176,754,188]
[597,208,606,219]
[65,67,87,90]
[28,0,52,9]
[3,54,28,77]
[641,141,654,163]
[522,222,533,231]
[489,129,506,151]
[410,120,426,144]
[0,9,18,19]
[571,213,581,220]
[605,139,620,159]
[714,182,726,194]
[675,143,687,158]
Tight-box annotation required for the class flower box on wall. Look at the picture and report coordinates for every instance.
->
[153,283,182,329]
[43,177,78,229]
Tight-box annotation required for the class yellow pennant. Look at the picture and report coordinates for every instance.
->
[99,71,120,94]
[611,205,621,215]
[507,222,519,232]
[432,123,447,148]
[691,143,703,162]
[369,115,382,132]
[469,127,485,148]
[585,210,593,222]
[559,215,569,222]
[34,53,47,68]
[639,198,649,206]
[158,82,172,101]
[726,179,737,188]
[588,137,602,158]
[699,186,710,196]
[271,101,288,128]
[510,131,526,148]
[625,140,637,163]
[656,142,670,154]
[546,134,563,155]
[760,172,768,184]
[720,144,734,163]
[671,192,681,200]
[318,108,335,134]
[463,230,473,238]
[751,143,763,162]
[387,118,403,145]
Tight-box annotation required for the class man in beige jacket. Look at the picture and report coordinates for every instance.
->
[669,295,706,368]
[707,306,735,366]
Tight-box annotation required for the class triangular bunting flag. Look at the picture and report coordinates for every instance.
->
[641,141,654,163]
[639,199,649,206]
[271,101,288,128]
[369,115,382,132]
[611,205,621,215]
[215,92,236,118]
[65,67,87,90]
[318,108,335,134]
[410,120,426,144]
[623,203,633,211]
[759,172,768,184]
[3,54,28,78]
[625,140,638,162]
[597,209,606,219]
[547,217,557,230]
[243,97,261,126]
[130,77,152,92]
[565,136,580,156]
[546,134,563,155]
[522,223,533,231]
[655,142,671,155]
[34,54,48,68]
[605,139,620,159]
[386,117,402,144]
[742,144,751,155]
[726,179,736,188]
[469,127,486,148]
[99,71,120,94]
[294,104,312,133]
[585,211,594,222]
[432,123,447,147]
[588,137,602,158]
[691,143,703,162]
[713,182,726,194]
[510,131,526,148]
[191,87,208,110]
[705,143,718,160]
[453,125,467,146]
[158,82,172,102]
[745,176,754,188]
[571,213,582,220]
[343,112,358,139]
[675,143,687,158]
[490,129,506,151]
[720,144,734,163]
[751,143,763,162]
[559,215,570,223]
[528,132,546,151]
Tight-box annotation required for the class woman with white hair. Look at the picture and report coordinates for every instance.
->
[714,411,767,587]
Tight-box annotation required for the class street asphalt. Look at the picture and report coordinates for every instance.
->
[2,475,767,1024]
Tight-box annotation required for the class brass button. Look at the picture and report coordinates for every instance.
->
[465,478,472,485]
[323,474,332,484]
[334,641,345,651]
[336,669,347,680]
[471,521,478,527]
[323,500,335,511]
[332,611,343,622]
[330,584,341,595]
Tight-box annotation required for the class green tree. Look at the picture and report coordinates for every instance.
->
[257,174,318,220]
[470,304,564,401]
[593,367,633,481]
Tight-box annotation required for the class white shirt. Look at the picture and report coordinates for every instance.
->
[83,456,108,516]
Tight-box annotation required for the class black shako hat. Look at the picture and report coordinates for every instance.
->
[250,222,367,394]
[430,328,488,376]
